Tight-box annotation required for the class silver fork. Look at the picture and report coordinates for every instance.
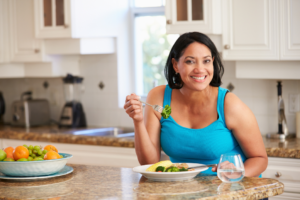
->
[138,99,164,113]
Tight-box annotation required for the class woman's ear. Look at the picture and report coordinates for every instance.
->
[172,58,178,73]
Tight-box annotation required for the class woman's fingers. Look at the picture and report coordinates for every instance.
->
[124,94,143,121]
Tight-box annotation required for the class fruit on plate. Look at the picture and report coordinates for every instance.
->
[44,145,58,153]
[146,160,173,172]
[44,151,61,160]
[4,146,14,159]
[0,149,7,161]
[13,146,29,160]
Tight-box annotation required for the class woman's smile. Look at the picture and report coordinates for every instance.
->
[191,75,207,82]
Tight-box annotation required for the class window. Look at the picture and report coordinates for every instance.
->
[132,0,179,96]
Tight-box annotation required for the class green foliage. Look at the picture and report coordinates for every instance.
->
[139,16,178,94]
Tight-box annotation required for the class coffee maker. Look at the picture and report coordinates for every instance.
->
[59,74,87,128]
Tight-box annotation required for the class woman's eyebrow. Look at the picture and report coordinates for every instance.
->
[203,55,212,58]
[184,56,195,59]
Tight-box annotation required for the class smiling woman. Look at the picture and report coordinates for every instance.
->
[124,32,268,184]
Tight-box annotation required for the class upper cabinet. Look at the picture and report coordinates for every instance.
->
[0,0,45,63]
[34,0,71,38]
[280,0,300,60]
[165,0,222,34]
[34,0,127,39]
[222,0,300,61]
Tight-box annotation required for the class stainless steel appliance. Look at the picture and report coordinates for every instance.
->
[59,74,86,128]
[267,81,295,140]
[11,91,50,127]
[0,91,5,125]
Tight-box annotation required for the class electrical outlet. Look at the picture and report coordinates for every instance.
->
[289,94,299,113]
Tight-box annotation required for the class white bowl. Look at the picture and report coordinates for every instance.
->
[0,153,72,177]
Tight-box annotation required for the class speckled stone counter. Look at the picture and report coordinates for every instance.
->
[263,137,300,158]
[1,125,300,158]
[0,164,283,200]
[0,125,135,148]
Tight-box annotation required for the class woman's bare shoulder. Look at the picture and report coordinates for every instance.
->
[146,85,166,106]
[224,92,254,129]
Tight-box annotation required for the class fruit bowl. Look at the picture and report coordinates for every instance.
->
[0,153,72,177]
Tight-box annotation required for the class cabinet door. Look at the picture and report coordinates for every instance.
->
[165,0,221,34]
[222,0,279,60]
[34,0,71,38]
[10,0,44,62]
[280,0,300,60]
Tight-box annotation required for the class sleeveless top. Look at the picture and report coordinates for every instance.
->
[160,85,247,175]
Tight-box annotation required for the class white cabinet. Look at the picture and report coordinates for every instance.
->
[222,0,279,60]
[222,0,300,61]
[0,0,45,63]
[262,157,300,200]
[34,0,72,38]
[165,0,222,34]
[34,0,128,39]
[279,0,300,60]
[11,0,45,62]
[0,139,140,168]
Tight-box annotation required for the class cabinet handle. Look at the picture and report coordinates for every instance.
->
[166,20,172,24]
[275,172,282,178]
[34,49,40,53]
[224,44,230,49]
[64,24,69,28]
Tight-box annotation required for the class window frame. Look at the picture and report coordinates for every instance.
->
[130,5,165,98]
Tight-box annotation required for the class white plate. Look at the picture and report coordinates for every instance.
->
[132,163,208,181]
[0,165,73,181]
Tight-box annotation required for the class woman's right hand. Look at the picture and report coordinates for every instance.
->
[124,93,143,122]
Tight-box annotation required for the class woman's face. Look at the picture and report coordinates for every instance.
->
[172,42,214,91]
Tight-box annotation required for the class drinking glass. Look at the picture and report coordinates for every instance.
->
[217,153,245,183]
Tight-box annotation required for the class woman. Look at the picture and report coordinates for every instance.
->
[124,32,268,178]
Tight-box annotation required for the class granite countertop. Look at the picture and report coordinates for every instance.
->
[0,125,300,158]
[0,164,283,200]
[0,125,135,148]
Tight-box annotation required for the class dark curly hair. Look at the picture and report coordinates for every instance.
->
[164,32,224,89]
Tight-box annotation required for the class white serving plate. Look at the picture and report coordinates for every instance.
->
[132,163,208,181]
[0,153,72,177]
[0,165,73,181]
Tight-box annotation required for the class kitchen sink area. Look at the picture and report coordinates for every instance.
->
[63,127,135,138]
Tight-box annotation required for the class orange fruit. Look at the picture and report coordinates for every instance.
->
[44,145,58,153]
[13,146,29,160]
[44,151,61,160]
[4,147,14,159]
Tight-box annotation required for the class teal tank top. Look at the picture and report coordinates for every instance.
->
[160,85,247,175]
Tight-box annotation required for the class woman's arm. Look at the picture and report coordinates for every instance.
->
[223,92,268,177]
[124,86,165,165]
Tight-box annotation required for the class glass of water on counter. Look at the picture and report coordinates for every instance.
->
[217,154,245,183]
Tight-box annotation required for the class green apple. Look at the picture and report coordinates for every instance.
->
[17,158,28,161]
[0,150,7,161]
[3,158,14,161]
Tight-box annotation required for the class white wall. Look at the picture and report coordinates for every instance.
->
[1,59,300,135]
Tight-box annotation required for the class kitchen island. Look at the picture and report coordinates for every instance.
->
[0,164,283,200]
[0,125,299,199]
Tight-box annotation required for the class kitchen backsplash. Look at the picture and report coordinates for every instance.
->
[0,54,300,135]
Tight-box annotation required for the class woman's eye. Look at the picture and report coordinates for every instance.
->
[204,60,211,63]
[185,60,195,64]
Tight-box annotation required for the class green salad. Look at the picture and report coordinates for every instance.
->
[161,105,171,119]
[155,165,188,172]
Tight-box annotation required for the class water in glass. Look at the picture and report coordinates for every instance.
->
[217,154,245,183]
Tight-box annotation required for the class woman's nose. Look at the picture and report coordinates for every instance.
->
[193,63,204,73]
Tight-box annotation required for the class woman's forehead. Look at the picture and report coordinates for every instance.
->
[182,42,211,57]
